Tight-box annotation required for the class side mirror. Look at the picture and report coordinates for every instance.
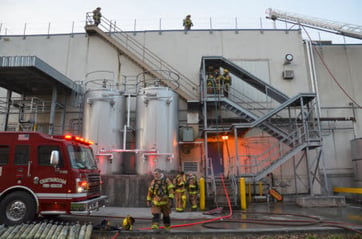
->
[50,150,60,166]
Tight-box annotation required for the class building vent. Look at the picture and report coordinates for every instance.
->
[183,161,198,173]
[282,70,294,80]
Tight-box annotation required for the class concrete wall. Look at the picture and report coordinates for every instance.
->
[312,44,362,190]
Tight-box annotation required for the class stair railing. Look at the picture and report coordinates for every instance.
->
[236,124,307,177]
[85,13,199,100]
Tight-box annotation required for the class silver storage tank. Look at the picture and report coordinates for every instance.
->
[136,86,179,175]
[350,138,362,188]
[83,88,125,175]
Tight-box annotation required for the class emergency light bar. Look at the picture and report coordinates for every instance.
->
[63,134,94,145]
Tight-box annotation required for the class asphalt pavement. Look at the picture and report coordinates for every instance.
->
[58,201,362,238]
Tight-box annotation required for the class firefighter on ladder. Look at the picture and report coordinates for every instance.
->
[147,168,175,230]
[173,171,187,212]
[186,172,199,211]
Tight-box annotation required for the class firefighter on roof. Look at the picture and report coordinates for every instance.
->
[93,7,102,26]
[183,14,193,30]
[173,171,186,212]
[147,168,175,230]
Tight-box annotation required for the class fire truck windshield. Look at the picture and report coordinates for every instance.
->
[67,145,97,169]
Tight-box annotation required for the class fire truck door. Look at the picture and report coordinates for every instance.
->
[31,146,69,194]
[14,145,33,185]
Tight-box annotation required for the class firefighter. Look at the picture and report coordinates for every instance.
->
[214,68,224,95]
[173,171,186,212]
[207,70,215,94]
[223,69,232,97]
[122,215,135,231]
[183,14,193,30]
[147,168,175,230]
[186,172,199,211]
[93,7,102,26]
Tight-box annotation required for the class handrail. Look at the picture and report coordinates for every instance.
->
[231,93,316,129]
[85,12,199,101]
[207,157,217,204]
[229,174,238,205]
[236,124,310,177]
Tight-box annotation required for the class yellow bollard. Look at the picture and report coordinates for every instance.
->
[199,177,205,210]
[240,177,246,210]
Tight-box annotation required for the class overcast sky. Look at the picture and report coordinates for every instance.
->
[1,0,361,43]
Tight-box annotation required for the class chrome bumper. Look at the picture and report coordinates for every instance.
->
[70,195,108,214]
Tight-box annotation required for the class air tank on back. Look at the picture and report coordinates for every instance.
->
[136,85,179,175]
[82,74,125,175]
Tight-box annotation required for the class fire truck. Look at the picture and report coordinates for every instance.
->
[0,132,108,225]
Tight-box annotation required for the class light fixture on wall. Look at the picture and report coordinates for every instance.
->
[284,53,294,64]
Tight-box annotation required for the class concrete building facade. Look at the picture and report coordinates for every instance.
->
[0,23,361,206]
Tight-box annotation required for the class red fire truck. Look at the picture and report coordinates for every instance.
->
[0,132,108,225]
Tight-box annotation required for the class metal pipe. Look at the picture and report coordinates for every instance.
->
[48,86,57,135]
[47,22,51,38]
[3,90,11,131]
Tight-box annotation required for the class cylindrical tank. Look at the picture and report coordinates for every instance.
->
[350,138,362,188]
[83,88,125,175]
[136,86,179,175]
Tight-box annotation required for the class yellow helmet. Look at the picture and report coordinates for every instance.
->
[122,215,135,231]
[224,69,229,73]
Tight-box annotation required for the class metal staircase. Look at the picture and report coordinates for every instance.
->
[201,56,289,103]
[84,13,199,101]
[214,176,238,208]
[206,93,317,146]
[200,56,322,196]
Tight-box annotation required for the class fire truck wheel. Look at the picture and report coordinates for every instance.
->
[0,191,36,225]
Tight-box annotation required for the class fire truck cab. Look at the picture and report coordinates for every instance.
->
[0,132,108,225]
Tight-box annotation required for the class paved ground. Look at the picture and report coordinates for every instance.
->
[58,201,362,238]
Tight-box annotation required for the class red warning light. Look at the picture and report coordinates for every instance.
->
[64,134,72,140]
[63,134,94,145]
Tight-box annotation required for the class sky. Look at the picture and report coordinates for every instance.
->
[1,0,362,43]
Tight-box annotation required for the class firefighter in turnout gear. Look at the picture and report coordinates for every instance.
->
[92,7,102,26]
[223,69,232,97]
[183,14,193,30]
[186,172,199,211]
[214,68,224,95]
[147,168,175,230]
[206,65,215,94]
[173,171,187,212]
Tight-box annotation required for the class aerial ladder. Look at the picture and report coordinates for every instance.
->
[266,8,362,40]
